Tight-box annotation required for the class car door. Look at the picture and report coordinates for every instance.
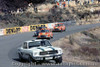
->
[21,42,30,59]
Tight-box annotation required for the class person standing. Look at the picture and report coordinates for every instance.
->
[34,5,38,13]
[63,1,66,8]
[57,1,60,7]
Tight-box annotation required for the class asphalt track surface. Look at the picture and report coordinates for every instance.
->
[1,23,100,67]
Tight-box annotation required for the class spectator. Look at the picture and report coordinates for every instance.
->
[75,0,78,4]
[34,7,38,13]
[59,2,62,8]
[34,5,38,13]
[57,1,59,6]
[62,1,66,8]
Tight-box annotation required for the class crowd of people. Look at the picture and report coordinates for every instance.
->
[55,0,67,8]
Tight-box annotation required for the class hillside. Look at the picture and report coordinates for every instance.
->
[0,1,100,29]
[0,0,48,11]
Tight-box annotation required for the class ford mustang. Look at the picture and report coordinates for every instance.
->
[17,39,63,63]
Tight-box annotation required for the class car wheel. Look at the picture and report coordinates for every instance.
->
[61,29,63,32]
[50,35,53,38]
[47,38,50,40]
[51,36,53,38]
[28,55,33,63]
[33,34,38,37]
[36,37,39,39]
[55,57,62,64]
[18,53,24,60]
[64,28,66,31]
[33,35,35,37]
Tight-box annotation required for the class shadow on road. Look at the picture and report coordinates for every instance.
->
[13,58,56,65]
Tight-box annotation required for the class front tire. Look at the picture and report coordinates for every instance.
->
[51,36,53,38]
[64,28,66,31]
[47,37,50,40]
[55,57,62,63]
[18,53,24,60]
[28,55,33,63]
[61,29,63,32]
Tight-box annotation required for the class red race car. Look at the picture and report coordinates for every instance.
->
[53,23,66,32]
[37,30,53,39]
[33,27,50,37]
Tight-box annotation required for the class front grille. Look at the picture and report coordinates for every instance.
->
[40,50,58,55]
[41,35,46,37]
[54,28,59,31]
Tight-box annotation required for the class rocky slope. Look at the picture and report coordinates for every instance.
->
[0,0,47,11]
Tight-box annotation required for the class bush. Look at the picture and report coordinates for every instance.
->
[80,47,99,56]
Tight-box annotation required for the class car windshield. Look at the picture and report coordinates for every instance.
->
[38,27,47,30]
[41,30,49,32]
[55,24,62,27]
[29,41,51,48]
[55,24,59,27]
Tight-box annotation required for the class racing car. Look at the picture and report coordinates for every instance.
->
[33,27,50,37]
[37,30,53,39]
[17,39,63,63]
[53,23,66,32]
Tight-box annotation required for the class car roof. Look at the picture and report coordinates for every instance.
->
[56,23,63,24]
[24,39,47,43]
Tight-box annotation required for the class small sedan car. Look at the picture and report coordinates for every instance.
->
[33,30,40,37]
[17,39,63,63]
[53,23,66,32]
[37,30,53,39]
[33,27,50,37]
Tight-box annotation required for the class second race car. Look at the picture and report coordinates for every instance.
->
[33,27,50,37]
[53,23,66,32]
[37,30,53,39]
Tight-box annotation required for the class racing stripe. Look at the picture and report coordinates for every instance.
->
[48,47,55,51]
[37,48,45,51]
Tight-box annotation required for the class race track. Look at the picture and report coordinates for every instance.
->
[1,23,100,67]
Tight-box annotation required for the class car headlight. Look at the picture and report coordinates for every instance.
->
[58,50,62,54]
[33,52,38,56]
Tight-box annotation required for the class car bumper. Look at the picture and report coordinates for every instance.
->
[32,54,62,61]
[53,28,61,31]
[38,35,50,38]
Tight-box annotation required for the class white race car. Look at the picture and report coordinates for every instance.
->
[17,39,63,63]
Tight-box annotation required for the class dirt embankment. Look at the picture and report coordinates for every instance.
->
[52,27,100,67]
[0,3,100,28]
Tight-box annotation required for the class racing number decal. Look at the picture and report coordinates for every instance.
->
[30,25,36,31]
[30,24,46,31]
[6,27,21,35]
